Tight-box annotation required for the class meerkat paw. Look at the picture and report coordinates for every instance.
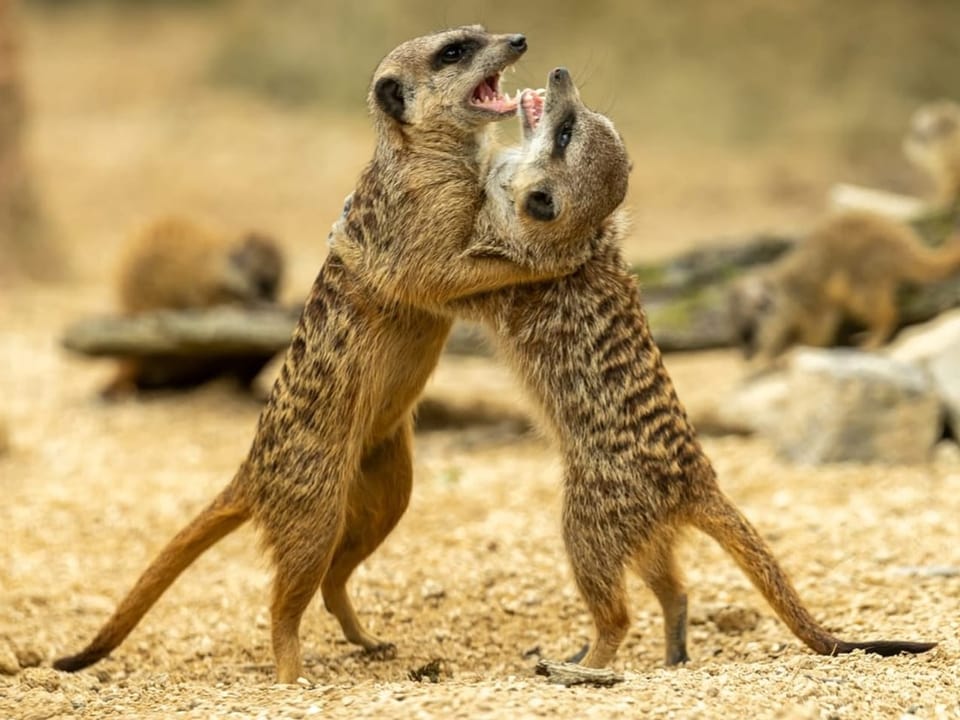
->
[99,381,138,401]
[534,659,623,687]
[565,643,589,663]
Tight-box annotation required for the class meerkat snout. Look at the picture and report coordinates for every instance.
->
[525,189,557,221]
[508,34,527,52]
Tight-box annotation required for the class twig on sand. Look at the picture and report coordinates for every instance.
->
[534,659,624,687]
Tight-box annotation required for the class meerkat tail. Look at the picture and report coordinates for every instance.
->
[53,485,249,672]
[691,490,936,657]
[902,238,960,283]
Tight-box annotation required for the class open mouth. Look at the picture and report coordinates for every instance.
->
[520,89,545,132]
[469,73,519,115]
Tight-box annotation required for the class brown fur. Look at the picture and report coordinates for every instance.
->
[730,210,960,363]
[53,26,578,685]
[116,216,283,314]
[904,99,960,207]
[343,69,935,672]
[103,216,285,397]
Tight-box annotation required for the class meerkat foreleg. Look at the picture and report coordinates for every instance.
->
[100,358,142,399]
[561,510,631,670]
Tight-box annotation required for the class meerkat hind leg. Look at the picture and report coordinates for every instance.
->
[636,537,690,666]
[802,307,843,349]
[560,538,690,669]
[321,421,414,659]
[269,484,351,684]
[851,287,898,350]
[271,546,336,684]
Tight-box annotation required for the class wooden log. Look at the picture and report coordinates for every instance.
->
[61,305,495,359]
[61,305,301,358]
[829,183,927,220]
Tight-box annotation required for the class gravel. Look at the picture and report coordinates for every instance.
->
[1,287,957,719]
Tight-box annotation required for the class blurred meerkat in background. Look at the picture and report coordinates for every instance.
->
[729,210,960,364]
[904,99,960,209]
[102,216,284,398]
[116,216,283,313]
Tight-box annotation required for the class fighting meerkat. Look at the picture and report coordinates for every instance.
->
[337,68,935,677]
[102,216,285,397]
[729,210,960,364]
[904,99,960,208]
[54,27,578,684]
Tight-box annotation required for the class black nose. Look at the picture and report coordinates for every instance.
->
[525,190,556,221]
[551,67,569,82]
[257,276,278,299]
[509,34,527,54]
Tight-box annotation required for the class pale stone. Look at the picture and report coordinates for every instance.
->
[889,310,960,436]
[771,348,941,465]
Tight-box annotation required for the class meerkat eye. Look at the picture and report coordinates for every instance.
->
[934,114,958,135]
[438,42,466,64]
[554,116,576,155]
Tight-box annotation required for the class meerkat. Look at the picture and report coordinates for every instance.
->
[117,216,284,313]
[102,216,285,397]
[54,27,581,684]
[336,68,935,677]
[904,99,960,208]
[729,210,960,364]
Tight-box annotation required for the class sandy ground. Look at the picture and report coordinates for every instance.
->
[2,7,959,720]
[2,286,959,720]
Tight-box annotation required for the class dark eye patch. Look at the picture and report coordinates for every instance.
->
[552,113,577,158]
[431,39,482,70]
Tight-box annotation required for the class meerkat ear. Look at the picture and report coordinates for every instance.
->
[374,76,408,124]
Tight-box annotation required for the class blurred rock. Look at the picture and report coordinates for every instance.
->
[415,397,531,434]
[706,605,761,634]
[772,349,941,465]
[18,687,72,720]
[15,644,44,669]
[0,636,19,675]
[691,371,790,437]
[889,309,960,436]
[891,565,960,578]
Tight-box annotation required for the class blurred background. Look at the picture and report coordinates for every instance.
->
[4,0,960,295]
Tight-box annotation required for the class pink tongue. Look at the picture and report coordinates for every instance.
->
[479,87,518,113]
[471,78,519,113]
[521,90,543,127]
